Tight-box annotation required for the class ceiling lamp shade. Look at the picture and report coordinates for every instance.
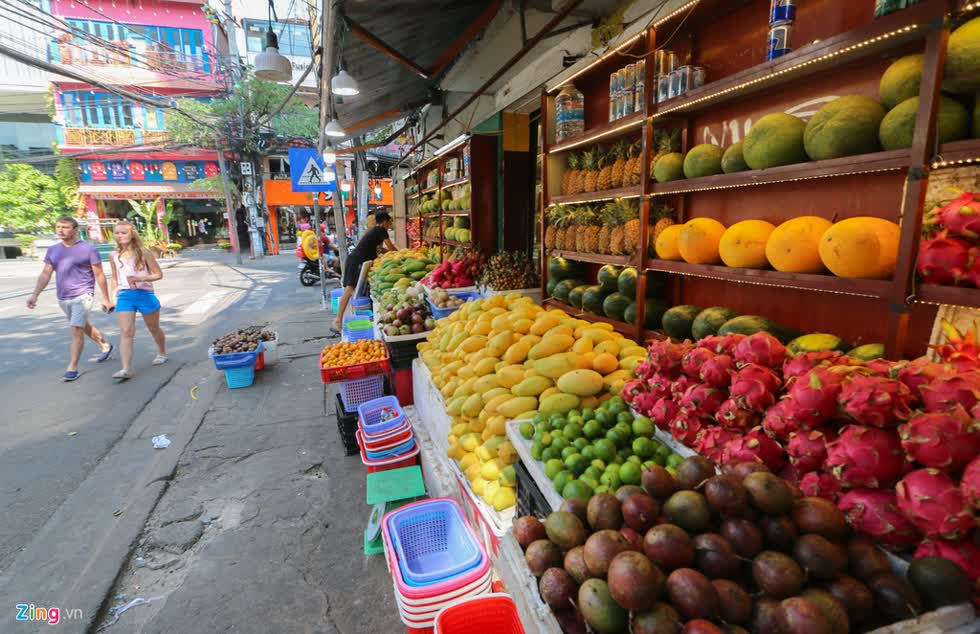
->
[324,119,346,138]
[373,183,382,199]
[322,151,337,164]
[331,69,359,96]
[254,29,292,82]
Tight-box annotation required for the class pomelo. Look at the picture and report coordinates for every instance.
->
[765,216,832,273]
[683,144,724,178]
[943,16,980,94]
[721,141,749,173]
[654,152,685,182]
[879,54,924,109]
[743,113,808,170]
[678,218,726,265]
[719,220,776,269]
[804,96,886,160]
[879,95,970,150]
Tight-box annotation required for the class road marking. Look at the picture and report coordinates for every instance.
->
[154,293,181,306]
[181,290,233,316]
[239,286,271,312]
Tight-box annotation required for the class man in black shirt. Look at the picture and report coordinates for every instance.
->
[332,211,395,332]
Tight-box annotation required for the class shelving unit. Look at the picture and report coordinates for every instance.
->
[539,0,973,358]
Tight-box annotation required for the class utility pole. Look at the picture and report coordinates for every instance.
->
[212,20,242,265]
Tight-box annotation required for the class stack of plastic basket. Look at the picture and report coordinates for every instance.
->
[351,296,372,318]
[382,498,493,632]
[356,396,419,473]
[433,594,523,633]
[342,315,375,342]
[210,342,263,389]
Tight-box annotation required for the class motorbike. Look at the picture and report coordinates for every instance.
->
[298,249,341,286]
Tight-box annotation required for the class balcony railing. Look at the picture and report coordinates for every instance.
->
[61,127,153,147]
[49,41,211,74]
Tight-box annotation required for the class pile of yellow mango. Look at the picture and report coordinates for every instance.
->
[418,293,646,511]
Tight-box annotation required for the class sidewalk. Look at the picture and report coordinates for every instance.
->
[95,304,402,633]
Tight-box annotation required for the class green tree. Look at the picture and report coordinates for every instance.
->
[126,197,179,248]
[53,157,80,213]
[0,163,65,231]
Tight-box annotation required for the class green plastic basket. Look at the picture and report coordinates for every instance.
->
[366,465,426,505]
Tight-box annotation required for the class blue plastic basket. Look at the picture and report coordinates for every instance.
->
[330,288,344,314]
[343,319,375,342]
[352,296,371,309]
[358,396,406,435]
[210,342,263,370]
[223,365,255,389]
[365,438,416,460]
[426,292,481,320]
[340,374,385,412]
[385,498,484,586]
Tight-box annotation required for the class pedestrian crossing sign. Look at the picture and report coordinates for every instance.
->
[289,148,338,193]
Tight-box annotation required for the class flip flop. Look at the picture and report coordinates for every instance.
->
[97,344,114,362]
[112,369,132,381]
[152,354,169,366]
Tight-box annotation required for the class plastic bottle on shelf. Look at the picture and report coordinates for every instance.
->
[555,84,585,142]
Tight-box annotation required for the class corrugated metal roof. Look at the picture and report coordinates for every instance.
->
[334,0,498,133]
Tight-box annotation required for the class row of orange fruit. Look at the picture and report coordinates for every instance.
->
[320,339,388,369]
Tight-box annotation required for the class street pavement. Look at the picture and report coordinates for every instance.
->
[0,249,401,632]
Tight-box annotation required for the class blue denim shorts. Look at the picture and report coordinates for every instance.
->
[116,289,161,314]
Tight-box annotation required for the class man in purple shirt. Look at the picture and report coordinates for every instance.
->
[27,216,114,381]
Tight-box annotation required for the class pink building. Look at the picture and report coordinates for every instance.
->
[48,0,227,243]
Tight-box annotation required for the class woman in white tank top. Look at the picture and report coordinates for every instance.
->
[108,221,167,380]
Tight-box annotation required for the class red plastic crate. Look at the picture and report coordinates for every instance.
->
[254,352,265,371]
[319,355,391,383]
[392,367,414,405]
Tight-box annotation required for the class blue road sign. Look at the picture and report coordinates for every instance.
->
[289,148,338,193]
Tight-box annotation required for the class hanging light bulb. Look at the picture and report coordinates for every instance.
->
[324,119,346,138]
[331,68,359,96]
[254,28,292,81]
[322,150,336,164]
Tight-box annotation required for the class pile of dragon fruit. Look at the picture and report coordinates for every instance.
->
[421,252,483,289]
[917,191,980,287]
[622,325,980,583]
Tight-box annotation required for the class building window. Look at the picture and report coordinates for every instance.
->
[62,19,210,72]
[61,91,143,129]
[243,19,311,58]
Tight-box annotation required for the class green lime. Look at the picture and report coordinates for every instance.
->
[628,455,643,465]
[594,438,616,463]
[535,421,550,435]
[519,422,534,439]
[541,447,559,462]
[606,429,624,448]
[655,443,672,458]
[617,411,634,426]
[562,479,594,502]
[561,446,578,461]
[540,432,553,447]
[613,455,625,465]
[599,471,622,490]
[594,484,609,494]
[545,458,564,479]
[610,395,626,408]
[530,441,543,460]
[567,415,585,428]
[614,422,633,439]
[642,460,656,470]
[552,437,570,452]
[583,420,602,439]
[582,407,596,421]
[566,453,588,476]
[604,462,620,474]
[591,459,607,471]
[632,416,654,437]
[666,465,679,476]
[633,437,657,459]
[653,453,668,466]
[619,461,642,486]
[551,429,565,440]
[667,453,685,468]
[564,424,583,441]
[553,470,573,494]
[581,445,596,461]
[533,413,548,425]
[584,465,602,481]
[595,409,612,428]
[573,437,588,451]
[608,401,626,416]
[618,447,633,460]
[580,474,599,490]
[550,414,566,427]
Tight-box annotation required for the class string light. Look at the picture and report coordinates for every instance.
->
[653,0,701,27]
[550,115,645,152]
[549,188,643,206]
[647,165,904,196]
[549,32,646,93]
[931,156,980,169]
[645,263,887,299]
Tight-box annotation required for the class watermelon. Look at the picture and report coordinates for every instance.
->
[582,286,607,314]
[568,284,589,309]
[597,265,623,292]
[848,343,885,360]
[717,315,778,337]
[786,333,849,354]
[643,298,670,329]
[661,305,702,340]
[546,277,560,296]
[624,301,638,325]
[554,278,585,303]
[646,271,668,296]
[617,267,639,297]
[603,292,631,321]
[691,307,739,341]
[548,257,584,281]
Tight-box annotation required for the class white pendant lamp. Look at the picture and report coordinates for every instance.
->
[324,119,346,138]
[322,151,337,164]
[331,69,359,96]
[373,183,382,199]
[254,28,292,82]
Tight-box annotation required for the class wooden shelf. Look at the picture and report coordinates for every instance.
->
[913,284,980,308]
[549,112,645,154]
[407,192,420,199]
[550,185,643,205]
[650,0,940,120]
[543,298,638,338]
[646,259,894,298]
[934,139,980,166]
[434,238,472,247]
[421,186,439,195]
[649,150,911,196]
[422,212,440,218]
[442,209,471,216]
[441,177,469,189]
[550,250,634,266]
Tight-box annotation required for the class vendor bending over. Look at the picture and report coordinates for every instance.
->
[332,211,395,333]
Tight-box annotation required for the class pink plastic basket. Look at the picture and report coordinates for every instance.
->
[397,578,493,616]
[433,594,524,634]
[357,431,420,473]
[361,419,412,442]
[393,571,493,608]
[361,427,415,452]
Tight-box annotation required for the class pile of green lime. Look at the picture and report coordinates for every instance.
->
[517,395,684,501]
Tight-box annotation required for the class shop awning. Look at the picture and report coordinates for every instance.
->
[78,183,221,200]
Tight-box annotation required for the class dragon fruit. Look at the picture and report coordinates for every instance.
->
[786,427,837,473]
[895,468,975,540]
[694,427,738,462]
[761,400,798,441]
[622,378,648,402]
[782,350,844,381]
[898,407,980,471]
[962,456,980,511]
[697,333,746,356]
[916,231,972,285]
[681,347,715,379]
[669,410,705,446]
[914,538,980,581]
[930,319,980,372]
[634,360,656,380]
[784,368,844,426]
[719,427,785,472]
[715,398,761,432]
[670,376,696,399]
[650,397,680,431]
[895,357,946,398]
[646,373,674,401]
[730,364,782,411]
[837,489,923,549]
[825,425,906,489]
[632,391,662,417]
[699,354,735,388]
[800,472,842,501]
[863,358,896,376]
[920,370,980,413]
[679,384,727,417]
[929,192,980,239]
[838,375,915,427]
[648,340,690,378]
[734,332,787,368]
[779,463,802,484]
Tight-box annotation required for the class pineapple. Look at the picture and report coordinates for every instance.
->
[572,153,587,195]
[582,150,599,193]
[575,207,593,252]
[608,201,628,255]
[610,141,628,189]
[544,205,561,250]
[621,198,641,254]
[651,203,677,242]
[561,154,574,195]
[627,142,643,186]
[597,203,615,254]
[597,148,614,192]
[650,128,681,176]
[565,154,581,195]
[552,205,569,252]
[584,208,601,254]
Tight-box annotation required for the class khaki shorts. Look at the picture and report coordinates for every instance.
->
[59,293,94,328]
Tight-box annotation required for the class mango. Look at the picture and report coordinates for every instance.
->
[458,452,479,470]
[512,318,534,334]
[557,369,605,396]
[498,396,538,419]
[592,352,619,374]
[512,375,554,397]
[484,393,514,415]
[473,357,498,377]
[594,340,621,357]
[573,337,594,354]
[482,387,510,404]
[530,313,561,335]
[496,366,526,388]
[539,392,581,416]
[461,393,483,418]
[534,354,577,379]
[619,356,646,372]
[503,341,532,364]
[529,334,575,360]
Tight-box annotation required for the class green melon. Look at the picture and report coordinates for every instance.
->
[743,113,808,170]
[624,301,638,325]
[879,96,970,150]
[602,292,631,321]
[944,17,980,94]
[717,315,777,337]
[683,144,724,178]
[721,141,750,173]
[582,285,607,314]
[617,267,638,297]
[661,305,702,340]
[554,278,585,303]
[454,216,470,229]
[848,343,885,360]
[568,284,589,309]
[597,265,623,292]
[691,307,739,341]
[645,271,668,297]
[546,277,560,295]
[642,298,670,329]
[548,257,584,280]
[654,152,685,182]
[880,54,924,109]
[804,96,886,161]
